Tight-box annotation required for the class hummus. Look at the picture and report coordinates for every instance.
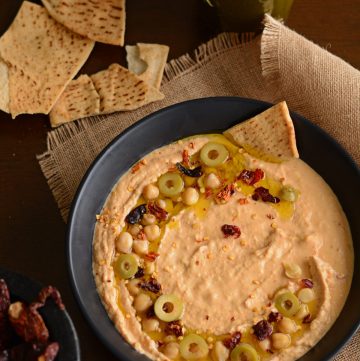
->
[93,133,353,361]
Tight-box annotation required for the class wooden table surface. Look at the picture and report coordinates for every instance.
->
[0,0,359,360]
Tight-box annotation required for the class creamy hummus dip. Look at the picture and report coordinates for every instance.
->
[93,132,353,361]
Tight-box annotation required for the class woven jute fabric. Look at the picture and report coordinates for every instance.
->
[37,16,359,359]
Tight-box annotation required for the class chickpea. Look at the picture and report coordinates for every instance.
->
[133,240,149,255]
[213,341,229,361]
[144,261,155,275]
[271,333,291,350]
[144,224,160,241]
[204,173,221,189]
[142,214,157,226]
[295,304,310,319]
[258,338,271,352]
[278,317,298,334]
[162,342,179,359]
[156,199,166,209]
[115,232,133,253]
[297,288,316,303]
[127,279,141,296]
[143,184,159,200]
[142,318,160,332]
[128,224,142,237]
[181,187,199,205]
[164,335,177,343]
[134,293,152,312]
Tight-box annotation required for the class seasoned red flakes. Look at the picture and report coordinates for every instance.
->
[182,149,190,167]
[131,160,146,174]
[221,224,241,238]
[137,230,146,240]
[165,320,183,336]
[252,320,273,341]
[238,168,264,185]
[268,311,282,323]
[300,279,314,289]
[223,331,242,349]
[302,314,312,324]
[148,202,168,221]
[252,187,280,203]
[140,278,161,293]
[216,183,235,204]
[144,252,160,262]
[238,198,249,205]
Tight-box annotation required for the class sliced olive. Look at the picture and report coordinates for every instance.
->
[158,173,184,197]
[280,186,297,202]
[275,291,301,317]
[114,254,138,279]
[154,294,184,322]
[230,343,259,361]
[179,334,209,360]
[200,142,229,167]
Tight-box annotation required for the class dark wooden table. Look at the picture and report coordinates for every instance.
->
[0,1,359,360]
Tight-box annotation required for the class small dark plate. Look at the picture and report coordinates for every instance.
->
[0,267,80,361]
[67,97,359,361]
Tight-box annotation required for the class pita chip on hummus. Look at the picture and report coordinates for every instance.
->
[0,58,9,113]
[92,102,353,361]
[0,1,95,118]
[49,75,100,127]
[224,101,299,162]
[126,43,169,90]
[41,0,126,46]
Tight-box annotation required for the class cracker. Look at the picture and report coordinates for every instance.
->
[0,58,9,113]
[41,0,125,46]
[126,43,169,89]
[91,63,164,114]
[224,101,299,162]
[49,75,100,128]
[0,1,95,118]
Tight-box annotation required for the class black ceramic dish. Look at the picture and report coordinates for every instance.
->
[0,267,80,361]
[67,97,359,361]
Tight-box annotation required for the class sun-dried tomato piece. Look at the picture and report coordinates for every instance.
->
[182,150,190,167]
[144,252,160,262]
[9,341,59,361]
[0,280,10,314]
[252,187,280,203]
[165,321,183,337]
[221,224,241,238]
[37,286,64,311]
[216,184,235,204]
[238,168,264,185]
[8,302,49,343]
[140,278,161,294]
[300,279,314,289]
[253,320,273,341]
[147,202,168,221]
[223,331,242,349]
[205,188,213,199]
[268,311,282,323]
[0,280,13,352]
[302,314,312,324]
[176,163,203,178]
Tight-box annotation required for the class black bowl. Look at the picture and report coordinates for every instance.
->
[0,267,80,361]
[67,97,359,361]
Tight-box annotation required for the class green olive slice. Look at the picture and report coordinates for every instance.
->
[158,173,184,197]
[280,186,297,202]
[154,294,184,322]
[200,142,229,167]
[230,343,259,361]
[180,334,209,360]
[114,254,138,279]
[275,291,301,317]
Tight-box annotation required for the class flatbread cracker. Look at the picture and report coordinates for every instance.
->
[41,0,125,46]
[50,75,100,128]
[126,43,169,89]
[224,101,299,162]
[0,58,9,113]
[91,63,164,114]
[0,1,95,118]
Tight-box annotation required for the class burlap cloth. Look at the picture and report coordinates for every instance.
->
[37,15,359,360]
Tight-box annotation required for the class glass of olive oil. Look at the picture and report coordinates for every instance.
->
[205,0,294,33]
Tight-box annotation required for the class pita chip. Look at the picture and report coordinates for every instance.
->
[91,63,164,114]
[50,75,100,127]
[0,58,9,113]
[224,101,299,162]
[42,0,126,46]
[0,1,95,118]
[126,43,169,89]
